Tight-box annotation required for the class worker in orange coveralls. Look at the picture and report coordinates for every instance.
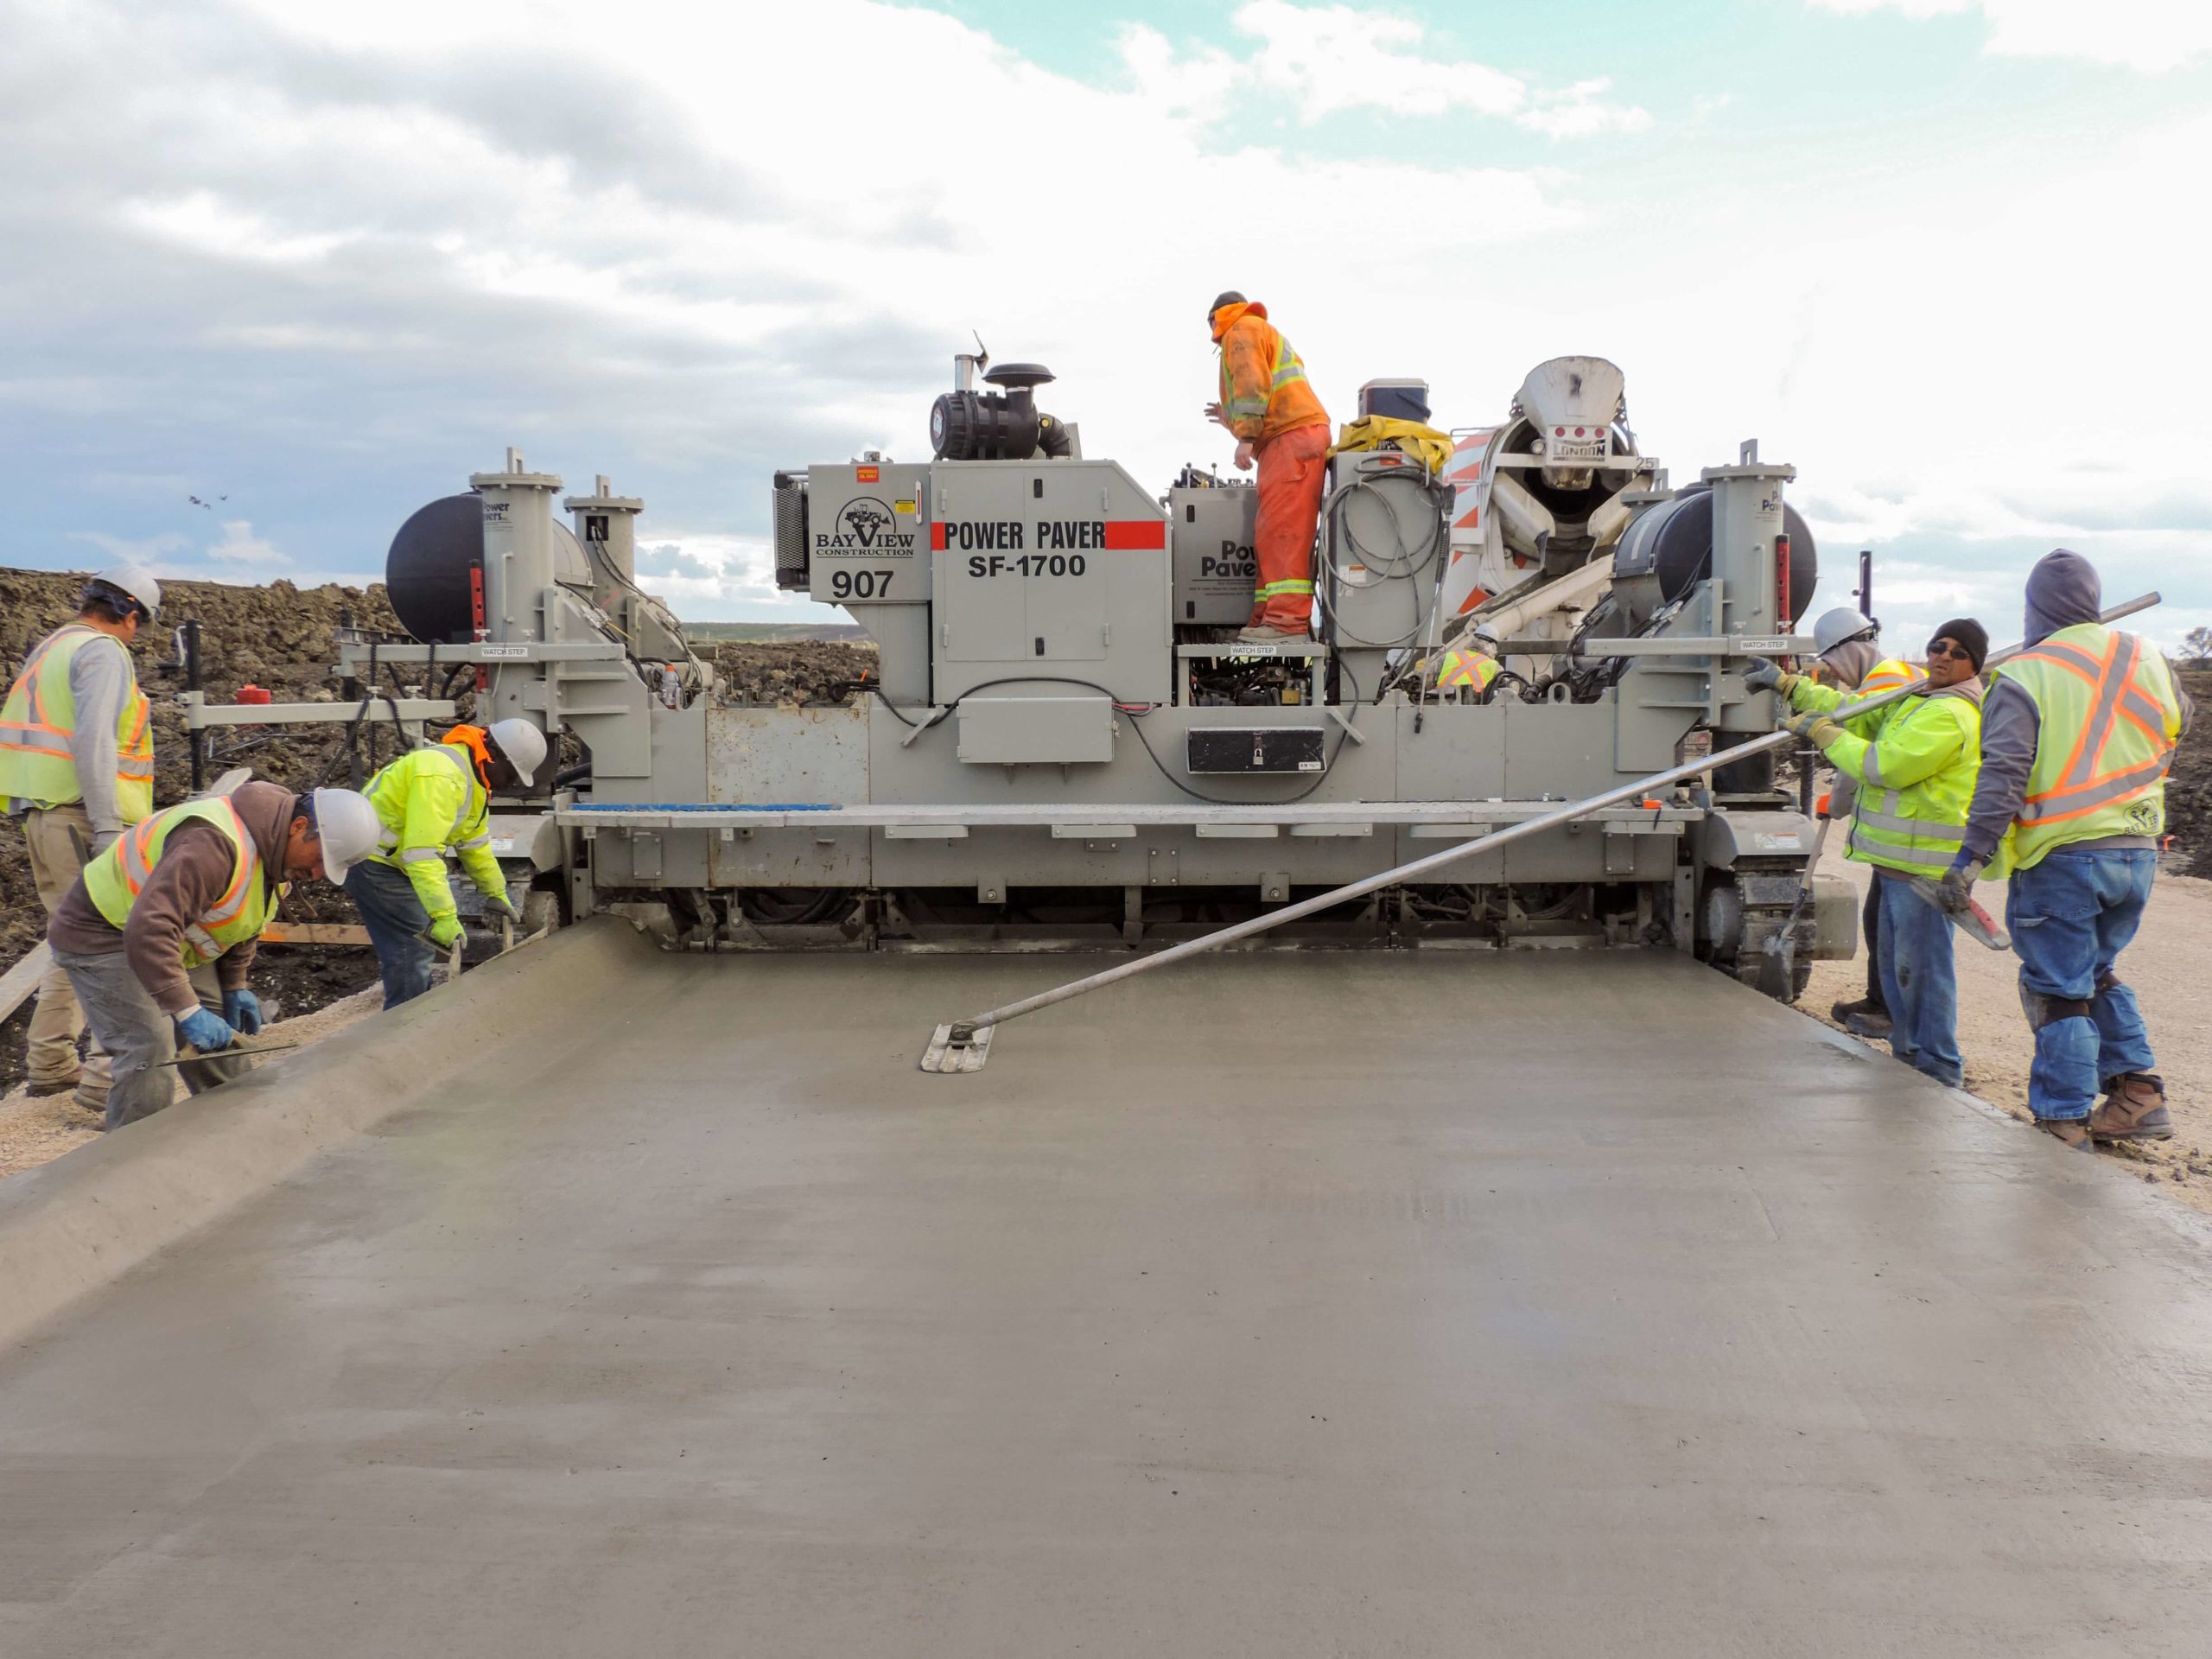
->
[1205,292,1332,642]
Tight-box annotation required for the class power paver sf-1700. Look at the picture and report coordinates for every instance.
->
[287,351,1856,993]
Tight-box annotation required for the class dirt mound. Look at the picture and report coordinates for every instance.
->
[2164,666,2212,877]
[709,640,879,706]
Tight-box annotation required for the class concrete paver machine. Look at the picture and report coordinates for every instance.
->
[346,353,1853,993]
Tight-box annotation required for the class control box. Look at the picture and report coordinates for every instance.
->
[927,459,1172,706]
[1168,482,1258,626]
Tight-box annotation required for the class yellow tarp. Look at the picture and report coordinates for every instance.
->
[1329,416,1457,477]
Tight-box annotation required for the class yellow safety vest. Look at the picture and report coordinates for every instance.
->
[364,741,490,868]
[0,625,155,821]
[1433,649,1501,695]
[1993,624,2181,872]
[80,797,275,968]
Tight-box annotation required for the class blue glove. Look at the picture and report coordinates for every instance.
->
[223,988,264,1035]
[175,1006,236,1054]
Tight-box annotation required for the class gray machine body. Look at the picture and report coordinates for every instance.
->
[340,416,1844,978]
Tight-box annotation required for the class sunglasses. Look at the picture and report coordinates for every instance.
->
[1924,639,1974,660]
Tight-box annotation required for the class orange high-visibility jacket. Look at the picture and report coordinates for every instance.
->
[1212,302,1329,443]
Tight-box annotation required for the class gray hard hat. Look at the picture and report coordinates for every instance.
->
[1811,607,1875,656]
[86,564,162,621]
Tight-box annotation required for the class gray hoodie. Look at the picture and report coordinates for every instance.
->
[1960,550,2189,864]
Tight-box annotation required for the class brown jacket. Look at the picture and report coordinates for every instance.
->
[48,781,296,1016]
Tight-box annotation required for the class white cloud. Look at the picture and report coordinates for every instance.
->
[203,519,287,567]
[1116,3,1651,138]
[1812,0,2212,73]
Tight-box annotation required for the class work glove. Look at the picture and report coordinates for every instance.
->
[428,913,465,950]
[482,891,519,924]
[175,1005,236,1055]
[1743,658,1797,696]
[1937,858,1987,916]
[222,988,264,1036]
[89,828,122,857]
[1784,709,1842,749]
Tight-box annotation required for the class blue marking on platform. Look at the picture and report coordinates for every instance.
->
[566,802,840,812]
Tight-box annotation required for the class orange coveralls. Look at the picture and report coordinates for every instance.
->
[1213,302,1331,632]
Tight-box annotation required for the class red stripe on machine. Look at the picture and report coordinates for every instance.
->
[931,522,948,550]
[1103,521,1166,550]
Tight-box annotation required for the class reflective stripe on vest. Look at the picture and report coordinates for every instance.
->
[1218,321,1313,424]
[1434,651,1500,691]
[0,625,155,820]
[1994,626,2177,868]
[83,798,270,968]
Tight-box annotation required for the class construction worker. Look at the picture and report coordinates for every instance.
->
[45,782,379,1129]
[1943,550,2190,1150]
[0,566,162,1113]
[1204,291,1331,643]
[1431,623,1503,699]
[348,718,548,1008]
[1753,618,1986,1087]
[1749,607,1917,1041]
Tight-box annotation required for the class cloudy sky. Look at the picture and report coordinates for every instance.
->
[5,0,2209,652]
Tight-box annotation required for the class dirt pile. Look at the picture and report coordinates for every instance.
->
[709,640,878,705]
[2162,666,2212,877]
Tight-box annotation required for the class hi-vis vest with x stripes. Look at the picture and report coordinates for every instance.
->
[364,741,490,869]
[1993,623,2180,873]
[81,798,273,968]
[0,625,155,821]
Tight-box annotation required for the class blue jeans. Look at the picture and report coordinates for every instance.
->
[345,861,435,1010]
[1874,872,1961,1088]
[2006,847,2157,1122]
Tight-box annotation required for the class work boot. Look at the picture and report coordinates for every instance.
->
[2035,1116,2096,1152]
[28,1071,82,1098]
[2090,1073,2172,1144]
[1236,624,1308,644]
[1831,996,1892,1039]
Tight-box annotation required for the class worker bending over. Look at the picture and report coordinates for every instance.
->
[349,719,546,1007]
[1753,607,1916,1042]
[1205,291,1330,642]
[1430,623,1503,699]
[1759,619,1988,1088]
[46,782,378,1129]
[1943,550,2189,1149]
[0,566,162,1112]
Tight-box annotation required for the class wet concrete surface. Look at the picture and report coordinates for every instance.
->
[3,944,2211,1655]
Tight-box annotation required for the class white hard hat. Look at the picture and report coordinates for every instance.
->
[486,718,549,779]
[1471,621,1503,649]
[309,787,381,885]
[88,564,162,621]
[1812,607,1876,656]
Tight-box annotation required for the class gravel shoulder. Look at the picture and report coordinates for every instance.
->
[1802,835,2212,1214]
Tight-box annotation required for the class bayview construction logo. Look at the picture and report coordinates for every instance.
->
[817,498,916,557]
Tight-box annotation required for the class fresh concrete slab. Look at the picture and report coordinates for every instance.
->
[3,943,2211,1655]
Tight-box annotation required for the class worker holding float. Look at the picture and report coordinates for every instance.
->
[47,782,380,1128]
[349,719,546,1008]
[1205,291,1331,643]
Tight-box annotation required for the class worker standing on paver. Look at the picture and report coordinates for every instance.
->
[45,781,380,1128]
[1749,607,1917,1041]
[1944,550,2190,1149]
[348,719,545,1008]
[1763,619,1987,1087]
[0,566,162,1114]
[1204,292,1331,643]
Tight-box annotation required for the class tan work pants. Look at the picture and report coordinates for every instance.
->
[20,804,113,1101]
